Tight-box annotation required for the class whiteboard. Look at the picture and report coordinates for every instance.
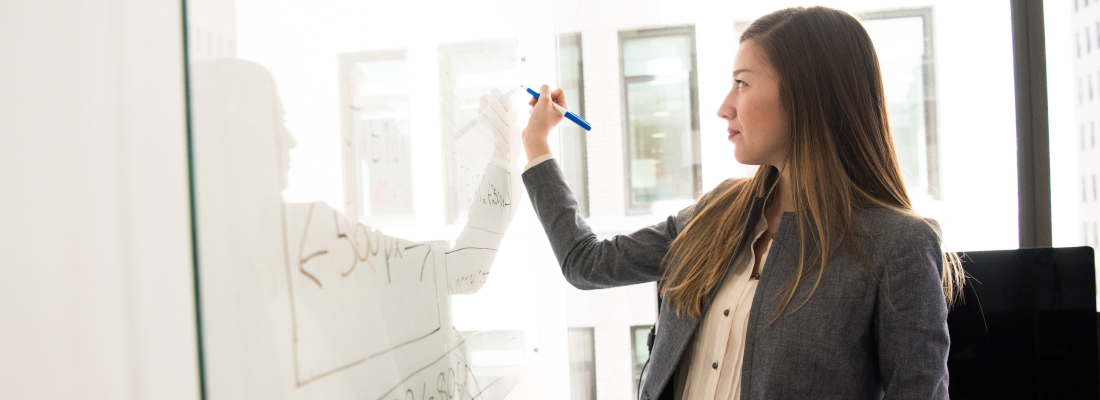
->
[186,1,542,394]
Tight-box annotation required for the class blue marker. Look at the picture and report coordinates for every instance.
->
[525,86,592,131]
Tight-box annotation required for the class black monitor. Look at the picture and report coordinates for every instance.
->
[948,246,1097,399]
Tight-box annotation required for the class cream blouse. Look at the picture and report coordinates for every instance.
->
[674,216,771,400]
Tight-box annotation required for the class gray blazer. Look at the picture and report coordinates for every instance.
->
[522,160,950,399]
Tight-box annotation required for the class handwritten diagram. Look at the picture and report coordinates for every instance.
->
[280,162,518,399]
[283,201,443,386]
[280,87,521,398]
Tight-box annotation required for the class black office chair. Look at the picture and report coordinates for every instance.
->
[948,246,1098,399]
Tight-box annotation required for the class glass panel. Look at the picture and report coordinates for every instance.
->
[622,33,698,208]
[186,0,1024,399]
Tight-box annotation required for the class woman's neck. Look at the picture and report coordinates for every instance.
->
[773,166,796,211]
[764,166,796,233]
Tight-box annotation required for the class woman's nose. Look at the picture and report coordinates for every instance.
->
[717,100,735,120]
[717,90,736,120]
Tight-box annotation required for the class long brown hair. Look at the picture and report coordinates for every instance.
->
[660,6,964,320]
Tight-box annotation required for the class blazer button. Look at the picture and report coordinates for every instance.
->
[712,362,718,369]
[723,309,730,316]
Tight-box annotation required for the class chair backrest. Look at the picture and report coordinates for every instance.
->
[948,246,1097,399]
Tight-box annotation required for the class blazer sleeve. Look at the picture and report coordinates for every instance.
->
[874,219,951,399]
[521,159,692,290]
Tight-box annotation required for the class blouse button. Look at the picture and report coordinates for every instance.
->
[723,309,730,316]
[712,362,718,369]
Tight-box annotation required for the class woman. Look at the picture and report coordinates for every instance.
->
[516,6,963,400]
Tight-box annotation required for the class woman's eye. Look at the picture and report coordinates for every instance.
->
[735,79,746,88]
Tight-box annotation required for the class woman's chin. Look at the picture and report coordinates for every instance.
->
[731,151,752,166]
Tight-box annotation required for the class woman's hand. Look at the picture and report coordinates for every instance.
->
[522,85,567,163]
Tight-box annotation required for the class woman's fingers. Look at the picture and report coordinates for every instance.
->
[525,86,570,110]
[551,88,568,110]
[538,85,552,110]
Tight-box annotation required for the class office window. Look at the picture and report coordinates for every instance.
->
[630,325,654,400]
[338,50,413,223]
[438,39,520,223]
[568,327,597,400]
[559,33,590,217]
[619,26,701,212]
[861,8,942,198]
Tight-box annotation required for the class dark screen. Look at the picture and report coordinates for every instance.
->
[948,246,1097,399]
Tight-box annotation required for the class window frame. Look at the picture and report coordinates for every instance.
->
[1010,0,1052,248]
[558,32,591,217]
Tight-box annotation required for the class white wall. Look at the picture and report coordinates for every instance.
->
[0,1,199,399]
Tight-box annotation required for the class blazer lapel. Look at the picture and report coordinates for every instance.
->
[706,166,779,305]
[641,167,782,400]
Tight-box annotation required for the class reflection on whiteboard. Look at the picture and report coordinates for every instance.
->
[191,59,524,400]
[438,39,521,224]
[339,50,415,221]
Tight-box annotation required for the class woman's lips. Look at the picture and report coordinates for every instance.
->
[728,129,741,140]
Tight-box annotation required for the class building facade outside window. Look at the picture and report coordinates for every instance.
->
[1067,1,1100,271]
